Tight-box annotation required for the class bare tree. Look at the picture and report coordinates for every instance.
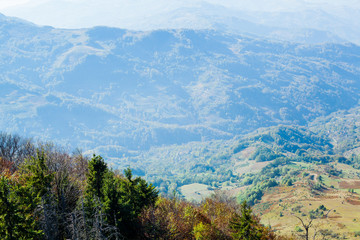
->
[68,198,123,240]
[68,200,89,240]
[0,132,35,167]
[293,215,314,240]
[40,194,60,240]
[293,208,335,240]
[72,148,90,183]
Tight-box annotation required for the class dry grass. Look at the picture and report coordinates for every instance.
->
[255,172,360,239]
[339,180,360,189]
[235,160,272,175]
[180,183,214,202]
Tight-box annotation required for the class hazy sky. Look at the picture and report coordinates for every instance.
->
[0,0,359,29]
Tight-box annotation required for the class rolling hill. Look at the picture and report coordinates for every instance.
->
[2,12,360,238]
[1,13,360,160]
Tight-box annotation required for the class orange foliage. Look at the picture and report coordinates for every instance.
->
[140,195,291,240]
[0,157,15,175]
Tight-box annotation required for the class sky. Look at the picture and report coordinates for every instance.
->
[0,0,359,29]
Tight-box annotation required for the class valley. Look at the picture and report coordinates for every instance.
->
[1,11,360,239]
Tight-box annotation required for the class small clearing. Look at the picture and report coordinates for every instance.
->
[180,183,214,202]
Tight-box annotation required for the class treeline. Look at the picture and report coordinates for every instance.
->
[0,132,285,239]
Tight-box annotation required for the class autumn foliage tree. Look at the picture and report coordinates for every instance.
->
[140,195,276,240]
[0,132,287,240]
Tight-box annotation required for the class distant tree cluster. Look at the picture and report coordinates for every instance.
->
[249,146,284,162]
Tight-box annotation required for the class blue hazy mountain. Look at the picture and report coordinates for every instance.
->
[0,13,360,158]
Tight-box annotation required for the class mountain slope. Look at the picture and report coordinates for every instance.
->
[0,14,360,157]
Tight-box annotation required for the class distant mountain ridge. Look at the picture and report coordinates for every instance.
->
[0,14,360,158]
[2,1,359,45]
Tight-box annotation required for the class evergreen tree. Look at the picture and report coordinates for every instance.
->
[83,155,108,237]
[85,155,108,200]
[230,201,255,239]
[21,150,57,239]
[0,176,43,239]
[230,201,274,240]
[103,167,158,239]
[102,171,125,231]
[121,167,158,217]
[21,150,53,198]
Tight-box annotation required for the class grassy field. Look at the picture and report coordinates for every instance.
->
[253,164,360,239]
[179,183,214,202]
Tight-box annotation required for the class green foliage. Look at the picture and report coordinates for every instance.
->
[110,168,158,237]
[318,205,326,211]
[127,122,359,201]
[233,142,250,154]
[230,201,274,240]
[140,195,276,240]
[308,205,328,219]
[230,201,254,239]
[249,146,284,162]
[86,154,108,200]
[238,178,278,206]
[0,176,43,239]
[344,154,360,169]
[21,151,53,198]
[84,159,158,239]
[0,130,291,239]
[282,176,293,186]
[310,182,325,192]
[294,226,303,232]
[193,222,207,240]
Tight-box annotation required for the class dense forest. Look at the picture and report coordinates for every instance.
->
[0,132,283,240]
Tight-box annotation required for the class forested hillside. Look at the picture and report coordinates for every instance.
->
[2,115,360,238]
[127,107,360,196]
[1,14,360,158]
[120,108,360,238]
[1,12,360,239]
[0,133,281,239]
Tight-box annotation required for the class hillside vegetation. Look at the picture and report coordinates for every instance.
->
[117,107,360,238]
[1,14,360,158]
[0,133,283,239]
[1,13,360,239]
[2,111,360,238]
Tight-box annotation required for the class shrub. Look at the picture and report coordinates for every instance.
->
[295,226,303,232]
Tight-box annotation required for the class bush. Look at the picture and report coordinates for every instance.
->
[295,226,303,232]
[318,204,327,211]
[302,172,309,177]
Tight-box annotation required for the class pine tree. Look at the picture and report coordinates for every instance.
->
[104,167,158,238]
[83,155,108,237]
[121,168,158,217]
[229,201,275,240]
[0,176,43,239]
[85,154,108,200]
[20,150,57,239]
[230,201,255,239]
[21,150,53,197]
